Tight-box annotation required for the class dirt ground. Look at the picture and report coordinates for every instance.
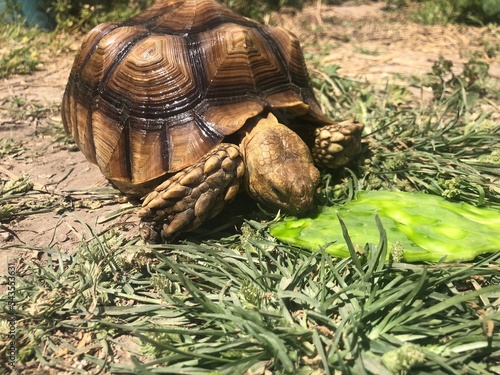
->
[1,2,499,276]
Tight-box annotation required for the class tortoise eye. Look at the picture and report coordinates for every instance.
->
[270,182,287,201]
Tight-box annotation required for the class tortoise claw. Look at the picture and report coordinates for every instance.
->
[137,144,244,243]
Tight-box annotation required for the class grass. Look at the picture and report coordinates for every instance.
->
[1,58,499,372]
[0,96,58,122]
[0,21,68,79]
[0,138,24,159]
[391,0,500,25]
[308,55,500,209]
[0,2,500,375]
[2,223,500,373]
[353,46,382,56]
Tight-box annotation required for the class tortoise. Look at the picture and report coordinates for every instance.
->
[61,0,364,243]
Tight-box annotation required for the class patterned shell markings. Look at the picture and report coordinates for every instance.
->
[62,0,328,193]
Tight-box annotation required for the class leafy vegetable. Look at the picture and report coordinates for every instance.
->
[270,190,500,262]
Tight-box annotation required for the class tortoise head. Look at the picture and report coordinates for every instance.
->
[242,113,320,215]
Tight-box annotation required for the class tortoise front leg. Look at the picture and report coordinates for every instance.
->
[137,144,244,243]
[311,119,364,169]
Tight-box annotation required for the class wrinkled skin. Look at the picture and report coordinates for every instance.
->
[242,113,320,215]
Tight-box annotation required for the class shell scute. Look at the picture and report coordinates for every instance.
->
[62,0,327,193]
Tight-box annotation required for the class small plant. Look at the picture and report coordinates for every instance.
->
[463,57,490,87]
[354,46,381,56]
[46,0,153,32]
[0,20,60,79]
[412,0,459,25]
[0,42,40,78]
[0,138,24,158]
[0,96,57,121]
[423,55,491,100]
[0,174,33,197]
[222,0,306,20]
[0,0,24,24]
[412,0,500,25]
[38,121,77,149]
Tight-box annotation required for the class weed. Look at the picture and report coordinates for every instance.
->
[0,22,63,79]
[0,138,24,158]
[37,120,76,149]
[1,174,33,196]
[354,46,381,56]
[0,0,23,24]
[0,20,46,78]
[463,58,490,87]
[420,55,494,101]
[1,96,57,122]
[309,52,499,211]
[46,0,153,32]
[310,63,414,131]
[0,174,34,222]
[0,46,40,78]
[314,62,487,207]
[221,0,314,20]
[411,0,460,25]
[411,0,500,25]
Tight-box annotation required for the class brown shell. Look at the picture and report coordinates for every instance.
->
[62,0,331,194]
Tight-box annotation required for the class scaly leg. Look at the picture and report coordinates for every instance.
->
[311,119,364,169]
[137,144,244,243]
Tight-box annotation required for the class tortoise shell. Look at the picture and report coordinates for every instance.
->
[62,0,331,195]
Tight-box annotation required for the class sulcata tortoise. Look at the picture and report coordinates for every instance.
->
[62,0,364,243]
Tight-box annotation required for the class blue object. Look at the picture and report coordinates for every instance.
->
[0,0,56,30]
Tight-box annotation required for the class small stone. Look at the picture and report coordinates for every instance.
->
[57,233,69,243]
[0,231,12,242]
